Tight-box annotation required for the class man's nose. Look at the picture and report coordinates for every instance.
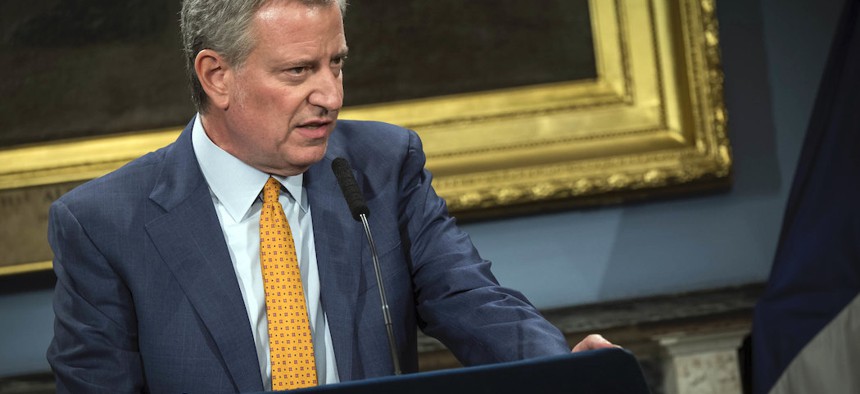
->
[308,69,343,113]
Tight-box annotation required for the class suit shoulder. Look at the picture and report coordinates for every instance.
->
[327,120,421,166]
[56,143,170,211]
[331,120,415,150]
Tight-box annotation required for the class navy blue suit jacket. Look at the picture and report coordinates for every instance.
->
[47,119,569,393]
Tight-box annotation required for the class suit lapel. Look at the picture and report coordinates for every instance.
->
[306,158,365,381]
[145,125,263,391]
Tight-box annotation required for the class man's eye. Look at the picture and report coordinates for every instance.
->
[286,67,308,75]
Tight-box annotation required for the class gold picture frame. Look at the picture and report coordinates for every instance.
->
[0,0,729,275]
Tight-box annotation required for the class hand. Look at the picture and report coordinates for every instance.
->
[571,334,618,353]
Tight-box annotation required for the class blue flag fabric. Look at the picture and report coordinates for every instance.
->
[752,0,860,393]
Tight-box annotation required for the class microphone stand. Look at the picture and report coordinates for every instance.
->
[331,157,401,376]
[359,213,401,376]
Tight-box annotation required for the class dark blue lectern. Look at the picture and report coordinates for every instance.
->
[279,348,650,393]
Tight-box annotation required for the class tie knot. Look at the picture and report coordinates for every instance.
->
[263,177,281,203]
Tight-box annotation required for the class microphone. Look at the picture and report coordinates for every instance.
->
[331,158,369,220]
[331,157,402,376]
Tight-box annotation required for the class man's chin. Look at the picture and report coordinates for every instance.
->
[284,146,329,174]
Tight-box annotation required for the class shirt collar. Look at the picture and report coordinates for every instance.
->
[191,114,307,222]
[271,173,305,213]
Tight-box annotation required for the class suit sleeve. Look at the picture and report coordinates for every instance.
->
[46,200,145,393]
[397,130,570,365]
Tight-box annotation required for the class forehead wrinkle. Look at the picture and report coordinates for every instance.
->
[255,1,331,26]
[249,3,344,57]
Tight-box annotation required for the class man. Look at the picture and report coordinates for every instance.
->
[47,0,614,392]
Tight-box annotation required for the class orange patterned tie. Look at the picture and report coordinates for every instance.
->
[260,177,317,390]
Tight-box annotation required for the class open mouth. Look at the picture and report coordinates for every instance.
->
[300,121,328,128]
[295,119,335,138]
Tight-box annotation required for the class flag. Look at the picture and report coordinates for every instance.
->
[752,0,860,393]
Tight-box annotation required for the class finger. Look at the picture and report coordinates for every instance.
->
[571,334,617,352]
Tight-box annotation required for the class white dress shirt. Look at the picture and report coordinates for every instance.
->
[191,115,339,389]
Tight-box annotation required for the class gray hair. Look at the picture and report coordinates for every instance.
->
[180,0,347,112]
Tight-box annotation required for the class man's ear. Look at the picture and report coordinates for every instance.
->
[194,49,232,110]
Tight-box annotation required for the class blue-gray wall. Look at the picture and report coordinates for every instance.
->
[473,0,845,308]
[0,0,845,378]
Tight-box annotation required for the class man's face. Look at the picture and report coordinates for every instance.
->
[208,1,347,176]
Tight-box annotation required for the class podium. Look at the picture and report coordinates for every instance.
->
[283,348,651,393]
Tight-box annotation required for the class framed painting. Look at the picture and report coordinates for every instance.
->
[0,0,729,275]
